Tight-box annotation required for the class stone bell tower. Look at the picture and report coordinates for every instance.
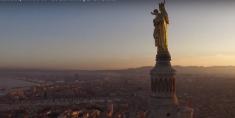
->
[149,1,193,118]
[150,50,178,105]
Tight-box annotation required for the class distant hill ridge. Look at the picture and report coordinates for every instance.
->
[1,66,235,76]
[99,66,235,76]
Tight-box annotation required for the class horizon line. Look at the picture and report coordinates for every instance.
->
[1,65,235,71]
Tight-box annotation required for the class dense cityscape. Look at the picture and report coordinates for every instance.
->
[0,66,235,118]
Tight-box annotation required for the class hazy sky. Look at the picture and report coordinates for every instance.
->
[0,0,235,70]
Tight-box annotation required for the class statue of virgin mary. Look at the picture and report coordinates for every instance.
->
[151,2,169,54]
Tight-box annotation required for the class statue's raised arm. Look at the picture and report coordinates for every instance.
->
[159,2,169,24]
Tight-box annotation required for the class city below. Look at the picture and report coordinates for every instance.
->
[0,66,235,118]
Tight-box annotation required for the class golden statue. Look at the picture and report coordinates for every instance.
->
[151,1,169,53]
